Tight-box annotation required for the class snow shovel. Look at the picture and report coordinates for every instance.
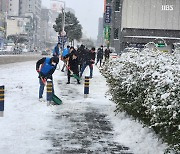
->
[52,94,62,105]
[65,64,81,80]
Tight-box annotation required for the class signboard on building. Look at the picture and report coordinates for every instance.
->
[50,2,63,12]
[105,5,111,23]
[58,35,67,44]
[104,26,111,45]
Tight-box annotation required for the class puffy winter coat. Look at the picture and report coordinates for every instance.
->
[36,57,57,79]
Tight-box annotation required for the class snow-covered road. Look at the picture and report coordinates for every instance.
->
[0,60,167,154]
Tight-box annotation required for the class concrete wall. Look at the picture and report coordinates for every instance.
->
[121,0,180,30]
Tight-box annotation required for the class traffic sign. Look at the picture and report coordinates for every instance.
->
[58,35,68,44]
[61,30,66,36]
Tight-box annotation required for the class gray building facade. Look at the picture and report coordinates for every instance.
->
[0,0,8,47]
[0,0,8,13]
[40,8,57,49]
[97,17,104,47]
[106,0,180,52]
[19,0,42,49]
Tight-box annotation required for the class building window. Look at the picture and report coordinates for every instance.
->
[114,28,119,39]
[115,0,120,11]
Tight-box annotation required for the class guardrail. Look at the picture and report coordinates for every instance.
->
[0,50,40,55]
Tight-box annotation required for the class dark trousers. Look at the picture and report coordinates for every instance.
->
[105,56,109,61]
[67,69,80,83]
[96,58,102,66]
[80,63,93,78]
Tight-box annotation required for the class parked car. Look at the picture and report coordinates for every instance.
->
[0,47,5,55]
[13,47,22,54]
[121,47,140,54]
[41,50,50,55]
[4,45,14,53]
[110,52,118,59]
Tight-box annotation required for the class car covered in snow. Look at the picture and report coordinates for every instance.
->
[110,52,118,59]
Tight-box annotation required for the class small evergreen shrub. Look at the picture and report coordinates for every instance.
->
[102,50,180,153]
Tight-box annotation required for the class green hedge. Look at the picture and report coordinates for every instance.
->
[102,50,180,153]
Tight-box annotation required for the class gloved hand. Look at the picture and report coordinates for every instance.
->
[90,60,95,64]
[36,70,40,73]
[41,77,47,84]
[90,64,93,68]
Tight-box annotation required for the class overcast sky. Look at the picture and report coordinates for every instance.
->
[42,0,104,40]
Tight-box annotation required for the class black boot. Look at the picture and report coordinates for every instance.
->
[67,76,70,84]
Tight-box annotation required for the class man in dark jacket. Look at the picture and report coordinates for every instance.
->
[36,56,59,100]
[96,45,103,67]
[80,47,96,78]
[64,47,80,84]
[104,47,112,61]
[77,44,86,71]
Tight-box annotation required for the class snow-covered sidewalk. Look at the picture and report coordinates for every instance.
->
[0,61,167,154]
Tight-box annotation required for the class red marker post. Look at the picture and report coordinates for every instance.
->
[46,79,53,106]
[0,85,5,117]
[84,76,90,98]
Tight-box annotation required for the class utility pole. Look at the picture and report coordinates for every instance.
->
[51,0,66,49]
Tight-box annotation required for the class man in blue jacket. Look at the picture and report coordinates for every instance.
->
[52,43,61,57]
[61,45,70,72]
[36,56,59,101]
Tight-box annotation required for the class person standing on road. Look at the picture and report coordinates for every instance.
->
[52,43,61,58]
[36,56,59,101]
[61,45,70,72]
[80,47,96,78]
[96,45,103,67]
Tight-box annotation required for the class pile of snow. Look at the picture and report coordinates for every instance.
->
[102,49,180,153]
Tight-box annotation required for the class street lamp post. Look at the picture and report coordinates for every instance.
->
[51,0,66,49]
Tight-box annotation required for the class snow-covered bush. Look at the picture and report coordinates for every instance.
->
[101,49,180,153]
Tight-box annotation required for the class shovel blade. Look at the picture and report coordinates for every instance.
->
[73,74,81,80]
[52,94,62,105]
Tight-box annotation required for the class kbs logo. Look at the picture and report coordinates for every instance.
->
[162,5,173,11]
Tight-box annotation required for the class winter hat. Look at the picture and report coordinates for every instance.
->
[70,46,74,50]
[71,49,78,56]
[91,47,95,51]
[51,56,59,64]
